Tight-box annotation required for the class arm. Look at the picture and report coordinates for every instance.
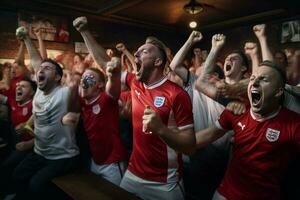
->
[216,78,249,99]
[34,27,48,60]
[169,31,203,83]
[15,41,25,64]
[16,27,42,73]
[73,17,110,70]
[116,43,137,72]
[285,84,300,99]
[253,24,274,63]
[193,48,203,69]
[195,34,226,99]
[244,42,260,74]
[106,57,121,100]
[195,124,227,149]
[143,106,195,154]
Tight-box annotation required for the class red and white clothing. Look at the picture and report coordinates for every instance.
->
[215,107,300,200]
[121,72,194,184]
[80,92,127,165]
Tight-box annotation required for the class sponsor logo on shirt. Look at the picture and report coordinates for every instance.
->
[154,96,165,108]
[237,122,246,130]
[92,104,101,114]
[265,128,280,142]
[22,107,28,116]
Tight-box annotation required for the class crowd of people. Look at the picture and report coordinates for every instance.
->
[0,16,299,200]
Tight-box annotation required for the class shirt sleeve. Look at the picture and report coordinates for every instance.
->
[215,109,234,131]
[172,90,194,130]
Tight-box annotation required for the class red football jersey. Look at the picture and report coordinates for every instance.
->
[10,99,33,141]
[125,72,194,183]
[216,108,300,200]
[81,92,127,165]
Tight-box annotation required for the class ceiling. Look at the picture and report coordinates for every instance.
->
[1,0,300,33]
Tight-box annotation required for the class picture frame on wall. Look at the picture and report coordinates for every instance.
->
[18,11,70,43]
[281,19,300,43]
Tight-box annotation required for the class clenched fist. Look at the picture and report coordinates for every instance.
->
[73,16,88,32]
[188,31,203,44]
[116,43,126,52]
[142,105,163,134]
[253,24,266,38]
[244,42,258,57]
[212,34,226,50]
[16,26,29,40]
[106,57,121,78]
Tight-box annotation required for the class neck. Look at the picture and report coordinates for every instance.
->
[43,83,59,95]
[85,93,101,104]
[225,74,242,85]
[144,69,164,86]
[251,105,281,120]
[17,98,31,106]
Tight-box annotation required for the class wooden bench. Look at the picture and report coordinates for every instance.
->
[52,171,140,200]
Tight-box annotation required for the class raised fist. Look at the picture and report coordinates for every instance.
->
[253,24,266,38]
[188,31,203,44]
[33,27,43,38]
[244,42,258,56]
[116,43,126,52]
[106,57,121,78]
[73,16,88,32]
[212,34,226,49]
[193,48,201,56]
[16,26,29,40]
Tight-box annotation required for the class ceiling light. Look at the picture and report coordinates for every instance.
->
[189,21,197,28]
[184,0,203,15]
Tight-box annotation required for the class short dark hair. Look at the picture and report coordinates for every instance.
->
[22,76,37,92]
[145,36,167,68]
[231,50,249,72]
[259,60,286,87]
[42,59,63,78]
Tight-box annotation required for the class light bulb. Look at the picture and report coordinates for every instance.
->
[189,21,197,28]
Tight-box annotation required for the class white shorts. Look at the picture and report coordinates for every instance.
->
[90,159,126,186]
[120,170,185,200]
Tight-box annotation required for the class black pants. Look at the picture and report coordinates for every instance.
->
[12,151,77,200]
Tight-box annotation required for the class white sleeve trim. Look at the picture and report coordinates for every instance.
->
[178,124,194,130]
[214,120,225,130]
[121,70,128,85]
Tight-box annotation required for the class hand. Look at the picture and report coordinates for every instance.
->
[193,48,202,56]
[16,26,29,40]
[253,24,266,39]
[106,57,121,78]
[62,112,80,125]
[73,16,88,32]
[116,43,126,52]
[16,141,32,151]
[188,31,203,44]
[226,101,246,115]
[33,27,43,39]
[142,105,164,134]
[212,34,226,50]
[216,80,239,98]
[244,42,258,57]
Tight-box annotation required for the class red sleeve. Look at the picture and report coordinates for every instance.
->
[294,124,300,152]
[120,91,131,103]
[125,72,135,89]
[217,109,234,130]
[173,90,194,130]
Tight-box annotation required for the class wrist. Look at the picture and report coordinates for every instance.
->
[157,124,167,136]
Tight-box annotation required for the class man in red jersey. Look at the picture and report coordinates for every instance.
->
[196,60,300,200]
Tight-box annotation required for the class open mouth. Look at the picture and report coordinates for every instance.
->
[251,90,261,105]
[225,64,232,72]
[16,90,23,97]
[38,75,45,83]
[135,62,142,75]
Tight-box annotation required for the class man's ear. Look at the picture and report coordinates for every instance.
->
[275,87,284,97]
[154,58,162,67]
[97,82,104,89]
[55,74,62,83]
[241,65,247,73]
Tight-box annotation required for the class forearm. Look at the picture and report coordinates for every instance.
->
[123,50,137,72]
[23,37,42,72]
[157,126,195,155]
[79,30,110,69]
[67,84,81,112]
[258,37,274,62]
[169,40,193,81]
[106,76,121,100]
[196,126,226,149]
[250,53,260,74]
[285,84,300,99]
[16,42,25,63]
[37,37,47,60]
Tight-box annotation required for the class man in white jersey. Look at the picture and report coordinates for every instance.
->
[11,27,79,200]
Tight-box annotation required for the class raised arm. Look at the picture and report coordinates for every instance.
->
[195,34,225,99]
[116,43,137,72]
[16,26,42,73]
[169,31,203,83]
[73,17,110,70]
[244,42,260,74]
[15,41,25,64]
[253,24,274,64]
[105,57,121,100]
[34,27,48,60]
[195,124,227,149]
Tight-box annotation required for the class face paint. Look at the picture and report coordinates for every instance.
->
[81,74,96,89]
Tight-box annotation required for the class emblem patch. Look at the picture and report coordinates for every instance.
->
[154,96,165,108]
[265,128,280,142]
[92,104,101,114]
[22,107,28,116]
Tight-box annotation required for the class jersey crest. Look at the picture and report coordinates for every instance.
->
[265,128,280,142]
[92,104,101,114]
[154,96,165,108]
[22,107,28,116]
